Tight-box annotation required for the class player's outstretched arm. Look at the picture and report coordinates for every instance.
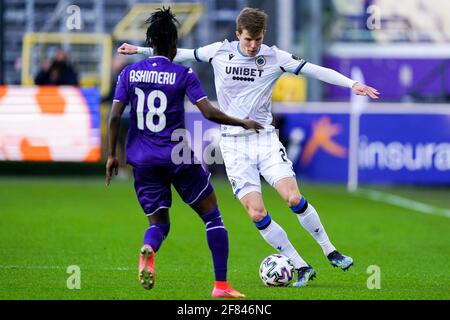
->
[196,99,264,132]
[117,43,197,63]
[106,100,127,186]
[301,63,380,99]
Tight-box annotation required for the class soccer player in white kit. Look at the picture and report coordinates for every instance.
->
[119,7,379,287]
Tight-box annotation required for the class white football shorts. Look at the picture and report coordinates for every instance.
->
[219,130,295,200]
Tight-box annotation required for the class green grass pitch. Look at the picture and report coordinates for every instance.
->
[0,177,449,300]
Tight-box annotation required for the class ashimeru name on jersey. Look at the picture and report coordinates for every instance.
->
[129,70,177,85]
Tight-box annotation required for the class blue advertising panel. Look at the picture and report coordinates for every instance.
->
[358,113,450,184]
[282,110,450,184]
[281,113,350,182]
[185,107,450,185]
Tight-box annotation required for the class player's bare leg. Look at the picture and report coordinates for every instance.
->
[240,191,315,286]
[275,177,353,271]
[191,192,245,298]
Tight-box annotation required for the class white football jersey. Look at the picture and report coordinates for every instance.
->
[194,40,307,136]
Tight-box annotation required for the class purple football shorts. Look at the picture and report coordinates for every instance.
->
[132,163,213,216]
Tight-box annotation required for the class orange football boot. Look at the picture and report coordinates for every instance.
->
[138,245,155,290]
[212,282,245,298]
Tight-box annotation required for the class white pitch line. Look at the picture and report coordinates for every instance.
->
[354,188,450,219]
[0,265,131,271]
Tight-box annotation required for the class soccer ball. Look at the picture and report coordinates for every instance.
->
[259,254,295,286]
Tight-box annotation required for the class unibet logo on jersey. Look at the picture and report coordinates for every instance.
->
[225,66,264,82]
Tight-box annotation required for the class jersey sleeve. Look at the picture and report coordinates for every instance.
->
[185,68,207,104]
[113,68,130,104]
[194,42,223,63]
[137,47,153,55]
[301,63,357,88]
[173,49,196,63]
[275,48,308,75]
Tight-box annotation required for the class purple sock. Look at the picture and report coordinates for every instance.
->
[200,206,229,282]
[143,224,170,253]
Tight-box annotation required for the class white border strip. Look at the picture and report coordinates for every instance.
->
[0,265,131,271]
[326,43,450,59]
[272,103,450,115]
[355,188,450,218]
[185,102,450,115]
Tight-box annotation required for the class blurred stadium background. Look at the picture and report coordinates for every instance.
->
[0,0,449,300]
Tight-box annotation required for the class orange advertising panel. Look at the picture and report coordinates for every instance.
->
[0,86,101,162]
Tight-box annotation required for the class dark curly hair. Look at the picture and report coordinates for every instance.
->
[145,7,179,60]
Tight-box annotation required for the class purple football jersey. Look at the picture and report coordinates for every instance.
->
[114,56,207,167]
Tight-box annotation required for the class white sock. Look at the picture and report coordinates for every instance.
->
[258,219,308,269]
[296,203,336,256]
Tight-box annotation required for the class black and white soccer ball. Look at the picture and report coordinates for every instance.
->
[259,254,295,286]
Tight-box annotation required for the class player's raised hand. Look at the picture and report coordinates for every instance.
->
[117,43,138,55]
[352,82,380,99]
[106,156,119,186]
[242,119,264,132]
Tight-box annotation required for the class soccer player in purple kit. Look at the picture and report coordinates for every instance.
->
[106,8,262,298]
